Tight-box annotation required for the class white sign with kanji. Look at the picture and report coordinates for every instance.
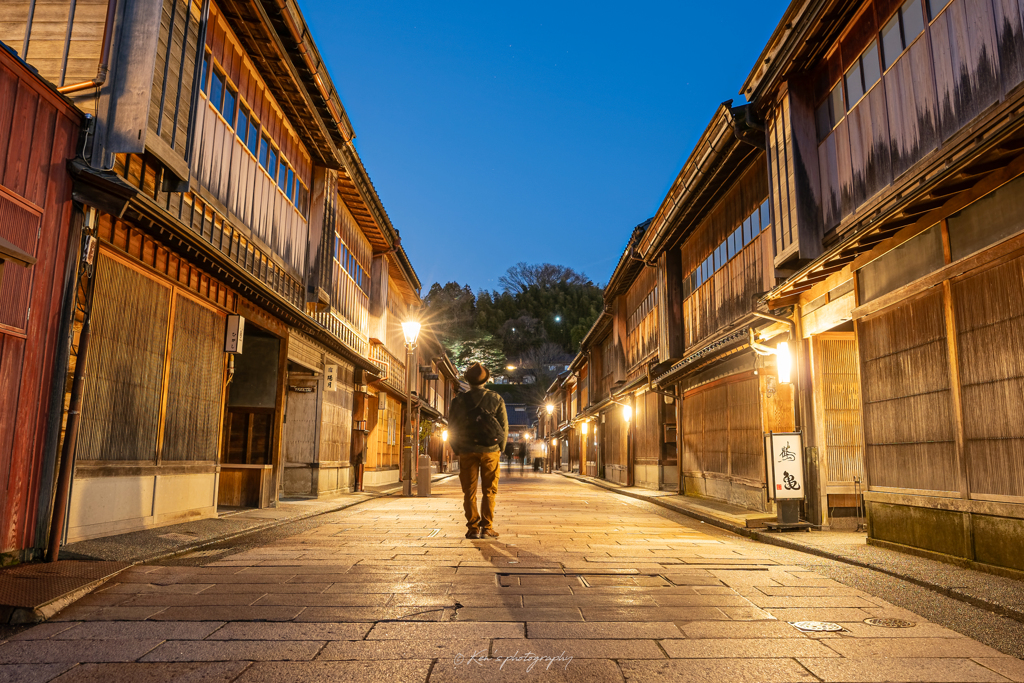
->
[765,432,804,500]
[325,364,337,391]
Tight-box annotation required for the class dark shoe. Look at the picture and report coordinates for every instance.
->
[465,529,479,539]
[479,528,499,539]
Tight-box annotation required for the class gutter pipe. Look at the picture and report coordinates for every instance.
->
[58,0,116,94]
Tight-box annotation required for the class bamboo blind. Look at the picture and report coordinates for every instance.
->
[952,255,1024,500]
[728,379,762,480]
[79,255,171,462]
[160,295,225,461]
[859,289,957,492]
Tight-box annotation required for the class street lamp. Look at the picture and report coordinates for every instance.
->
[401,320,423,497]
[544,404,554,473]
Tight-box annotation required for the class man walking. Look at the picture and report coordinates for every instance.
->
[448,362,508,539]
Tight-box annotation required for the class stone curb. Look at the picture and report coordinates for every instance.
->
[557,471,1024,625]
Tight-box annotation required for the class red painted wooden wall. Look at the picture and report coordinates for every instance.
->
[0,47,81,554]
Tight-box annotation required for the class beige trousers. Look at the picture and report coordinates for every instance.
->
[458,451,500,531]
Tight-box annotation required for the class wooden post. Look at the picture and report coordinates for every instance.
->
[270,333,289,506]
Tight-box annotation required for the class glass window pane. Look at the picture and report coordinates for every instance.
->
[278,163,288,192]
[845,61,864,106]
[760,199,771,229]
[236,107,248,142]
[858,224,943,302]
[222,87,237,123]
[247,121,258,156]
[268,148,278,178]
[830,82,846,120]
[948,174,1024,261]
[881,14,903,70]
[733,227,743,256]
[210,69,224,110]
[902,0,925,42]
[201,54,210,94]
[287,168,295,201]
[862,41,881,91]
[927,0,953,20]
[815,99,833,142]
[259,136,269,167]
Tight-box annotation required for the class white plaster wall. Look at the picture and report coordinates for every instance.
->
[67,473,217,542]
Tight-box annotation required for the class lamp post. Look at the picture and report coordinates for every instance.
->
[622,402,633,487]
[544,403,554,473]
[401,321,421,497]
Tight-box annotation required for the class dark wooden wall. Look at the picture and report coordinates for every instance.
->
[680,161,771,349]
[812,0,1024,232]
[0,51,80,552]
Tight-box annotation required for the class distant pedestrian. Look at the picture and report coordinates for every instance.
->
[448,363,508,540]
[518,441,527,473]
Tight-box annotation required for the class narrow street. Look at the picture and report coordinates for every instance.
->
[0,474,1020,682]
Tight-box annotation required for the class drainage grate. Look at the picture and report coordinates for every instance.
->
[790,621,843,632]
[864,618,915,628]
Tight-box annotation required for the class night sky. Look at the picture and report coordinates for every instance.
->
[303,2,786,293]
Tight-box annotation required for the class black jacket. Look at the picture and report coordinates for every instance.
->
[448,386,508,455]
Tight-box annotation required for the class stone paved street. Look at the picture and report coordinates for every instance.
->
[2,473,1023,682]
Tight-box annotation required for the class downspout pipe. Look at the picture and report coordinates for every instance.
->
[57,0,116,94]
[751,310,797,340]
[46,316,91,561]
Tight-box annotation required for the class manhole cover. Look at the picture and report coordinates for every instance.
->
[864,618,915,628]
[790,621,843,632]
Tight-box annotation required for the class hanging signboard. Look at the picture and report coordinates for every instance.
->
[765,432,804,500]
[224,315,245,353]
[325,364,338,391]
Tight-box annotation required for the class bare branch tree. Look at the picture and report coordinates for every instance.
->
[498,262,593,292]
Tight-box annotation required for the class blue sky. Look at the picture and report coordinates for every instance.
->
[304,2,786,292]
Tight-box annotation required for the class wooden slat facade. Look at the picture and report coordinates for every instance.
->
[0,48,80,554]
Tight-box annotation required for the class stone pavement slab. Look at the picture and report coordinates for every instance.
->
[1,472,1020,681]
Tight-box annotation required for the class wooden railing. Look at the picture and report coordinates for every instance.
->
[315,310,368,358]
[370,342,407,395]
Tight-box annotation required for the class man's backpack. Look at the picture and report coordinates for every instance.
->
[457,393,503,449]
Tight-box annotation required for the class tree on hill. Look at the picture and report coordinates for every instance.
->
[421,262,603,389]
[499,262,593,292]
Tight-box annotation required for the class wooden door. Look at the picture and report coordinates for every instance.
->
[812,332,865,501]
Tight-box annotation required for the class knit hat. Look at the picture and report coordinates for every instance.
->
[464,362,489,386]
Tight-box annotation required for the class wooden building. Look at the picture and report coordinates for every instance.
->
[0,46,82,559]
[1,0,423,543]
[412,331,460,474]
[631,105,794,512]
[748,0,1024,570]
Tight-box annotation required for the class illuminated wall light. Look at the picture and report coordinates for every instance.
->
[777,341,792,384]
[580,421,589,435]
[442,430,448,442]
[622,404,632,423]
